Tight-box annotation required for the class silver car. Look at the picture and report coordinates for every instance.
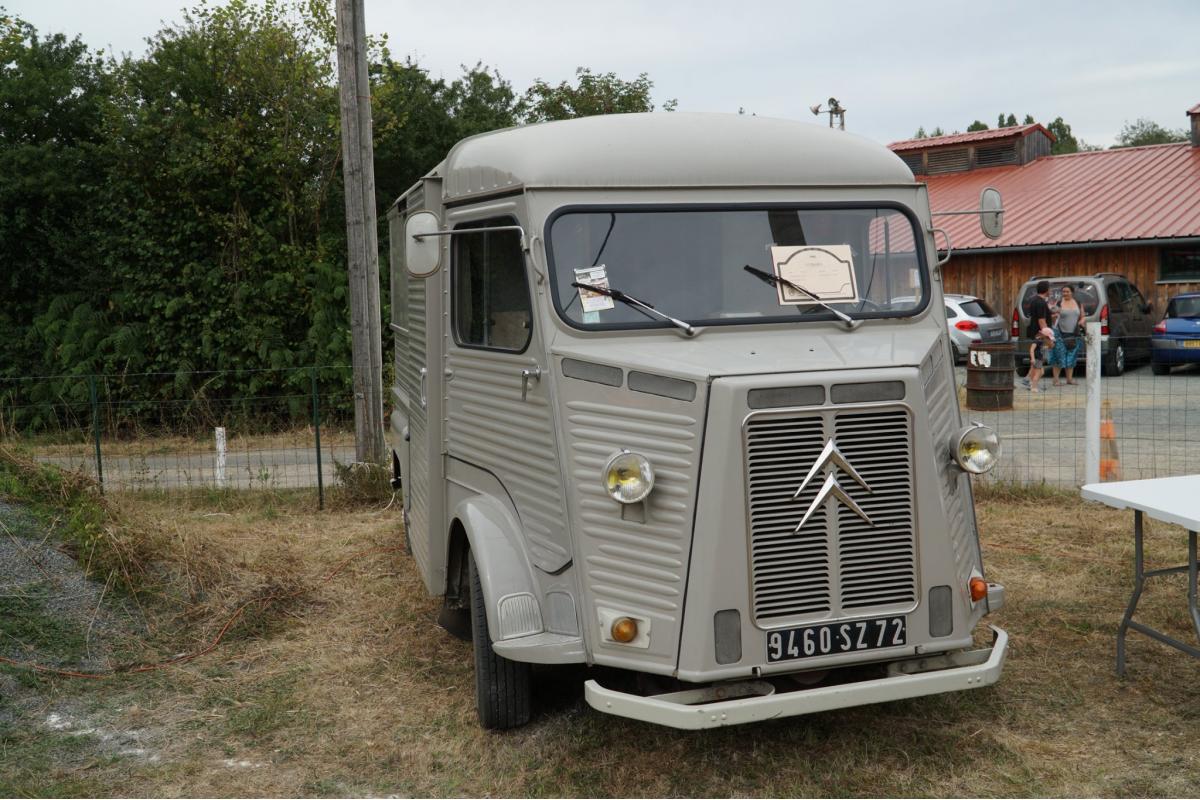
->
[945,294,1008,359]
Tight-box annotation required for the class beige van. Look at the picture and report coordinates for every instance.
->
[386,113,1007,729]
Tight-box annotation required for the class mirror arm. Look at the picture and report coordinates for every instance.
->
[412,224,528,251]
[928,208,1006,218]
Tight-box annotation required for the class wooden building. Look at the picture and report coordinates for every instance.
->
[888,106,1200,320]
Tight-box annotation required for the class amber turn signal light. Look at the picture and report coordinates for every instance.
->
[969,577,988,602]
[611,617,639,643]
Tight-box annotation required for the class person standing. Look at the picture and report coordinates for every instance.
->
[1049,284,1085,385]
[1024,280,1052,392]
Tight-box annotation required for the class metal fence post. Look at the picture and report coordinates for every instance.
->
[1085,327,1101,485]
[88,375,104,494]
[312,367,325,510]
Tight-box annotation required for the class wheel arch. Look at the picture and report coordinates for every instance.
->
[450,493,543,642]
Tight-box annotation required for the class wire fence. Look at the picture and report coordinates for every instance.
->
[0,366,359,507]
[4,341,1195,500]
[965,334,1200,488]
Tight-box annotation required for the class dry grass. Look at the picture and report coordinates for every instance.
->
[4,488,1200,797]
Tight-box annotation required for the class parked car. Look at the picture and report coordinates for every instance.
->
[945,294,1008,360]
[1012,273,1155,376]
[1151,292,1200,375]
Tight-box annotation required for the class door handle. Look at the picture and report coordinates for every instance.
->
[520,366,542,401]
[419,367,428,409]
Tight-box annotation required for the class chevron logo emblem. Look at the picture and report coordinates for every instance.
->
[792,439,874,532]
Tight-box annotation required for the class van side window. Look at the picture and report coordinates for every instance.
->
[1106,282,1123,310]
[452,223,532,351]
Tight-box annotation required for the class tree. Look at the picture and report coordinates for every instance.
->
[35,0,349,395]
[1113,118,1188,148]
[521,67,676,123]
[1046,116,1080,155]
[1023,114,1035,125]
[913,126,927,139]
[373,60,522,212]
[967,120,989,132]
[0,12,114,381]
[997,113,1017,128]
[929,126,945,137]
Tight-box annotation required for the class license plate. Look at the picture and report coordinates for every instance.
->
[1183,340,1200,349]
[766,616,907,663]
[985,328,1005,339]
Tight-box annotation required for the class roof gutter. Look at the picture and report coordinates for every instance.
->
[943,236,1200,255]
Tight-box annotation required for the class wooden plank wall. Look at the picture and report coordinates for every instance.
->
[942,245,1200,319]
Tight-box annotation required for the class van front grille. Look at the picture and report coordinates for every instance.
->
[744,406,916,626]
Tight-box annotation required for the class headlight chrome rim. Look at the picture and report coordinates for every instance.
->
[952,422,1001,474]
[602,449,655,504]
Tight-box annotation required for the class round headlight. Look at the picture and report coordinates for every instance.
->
[952,423,1001,474]
[602,450,655,504]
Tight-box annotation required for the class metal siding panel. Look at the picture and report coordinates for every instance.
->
[556,372,703,667]
[921,345,977,588]
[446,350,571,572]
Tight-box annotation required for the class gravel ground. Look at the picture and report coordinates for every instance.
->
[0,499,137,672]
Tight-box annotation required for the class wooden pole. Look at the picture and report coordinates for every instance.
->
[335,0,385,465]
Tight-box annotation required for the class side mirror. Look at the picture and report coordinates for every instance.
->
[405,210,442,278]
[979,187,1004,239]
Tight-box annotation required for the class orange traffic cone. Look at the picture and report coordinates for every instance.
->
[1100,399,1121,481]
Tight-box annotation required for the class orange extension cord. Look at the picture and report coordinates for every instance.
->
[0,545,400,680]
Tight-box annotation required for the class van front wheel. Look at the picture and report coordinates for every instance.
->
[468,552,532,730]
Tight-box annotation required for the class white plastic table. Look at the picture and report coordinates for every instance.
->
[1082,476,1200,676]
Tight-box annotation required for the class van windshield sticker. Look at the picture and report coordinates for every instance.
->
[573,265,616,312]
[770,245,859,305]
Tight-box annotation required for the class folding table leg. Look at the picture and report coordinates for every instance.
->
[1116,510,1144,677]
[1190,530,1199,642]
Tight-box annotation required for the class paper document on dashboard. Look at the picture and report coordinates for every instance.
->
[770,245,859,305]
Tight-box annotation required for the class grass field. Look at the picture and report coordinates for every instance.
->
[2,479,1200,797]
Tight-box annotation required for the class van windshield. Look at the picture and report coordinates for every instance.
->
[547,206,927,330]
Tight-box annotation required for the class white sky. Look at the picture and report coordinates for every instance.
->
[10,0,1200,147]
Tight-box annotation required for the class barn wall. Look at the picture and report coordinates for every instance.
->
[942,245,1200,319]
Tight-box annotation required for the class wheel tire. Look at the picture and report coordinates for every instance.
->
[1103,342,1126,377]
[1151,361,1171,376]
[468,552,531,730]
[1016,362,1030,378]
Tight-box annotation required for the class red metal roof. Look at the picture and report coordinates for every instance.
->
[889,123,1054,152]
[1188,103,1200,114]
[916,142,1200,251]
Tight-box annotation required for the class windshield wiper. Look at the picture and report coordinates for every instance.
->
[570,282,696,337]
[742,265,860,330]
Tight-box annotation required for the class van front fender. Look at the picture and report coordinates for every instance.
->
[453,495,544,642]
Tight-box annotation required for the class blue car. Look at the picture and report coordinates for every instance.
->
[1151,293,1200,374]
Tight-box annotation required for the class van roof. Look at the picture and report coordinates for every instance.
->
[436,112,916,203]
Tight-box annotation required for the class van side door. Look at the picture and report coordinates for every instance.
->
[443,216,573,574]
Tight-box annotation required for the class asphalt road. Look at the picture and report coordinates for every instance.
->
[36,444,357,490]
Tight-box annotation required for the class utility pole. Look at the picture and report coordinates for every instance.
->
[335,0,385,465]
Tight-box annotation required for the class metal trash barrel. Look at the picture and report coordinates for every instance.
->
[965,342,1015,411]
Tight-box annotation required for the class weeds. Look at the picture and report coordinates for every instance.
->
[329,459,395,509]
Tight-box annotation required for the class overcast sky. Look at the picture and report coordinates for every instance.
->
[10,0,1199,147]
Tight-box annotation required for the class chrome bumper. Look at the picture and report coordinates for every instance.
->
[584,625,1008,730]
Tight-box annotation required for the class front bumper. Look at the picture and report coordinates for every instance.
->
[584,625,1008,729]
